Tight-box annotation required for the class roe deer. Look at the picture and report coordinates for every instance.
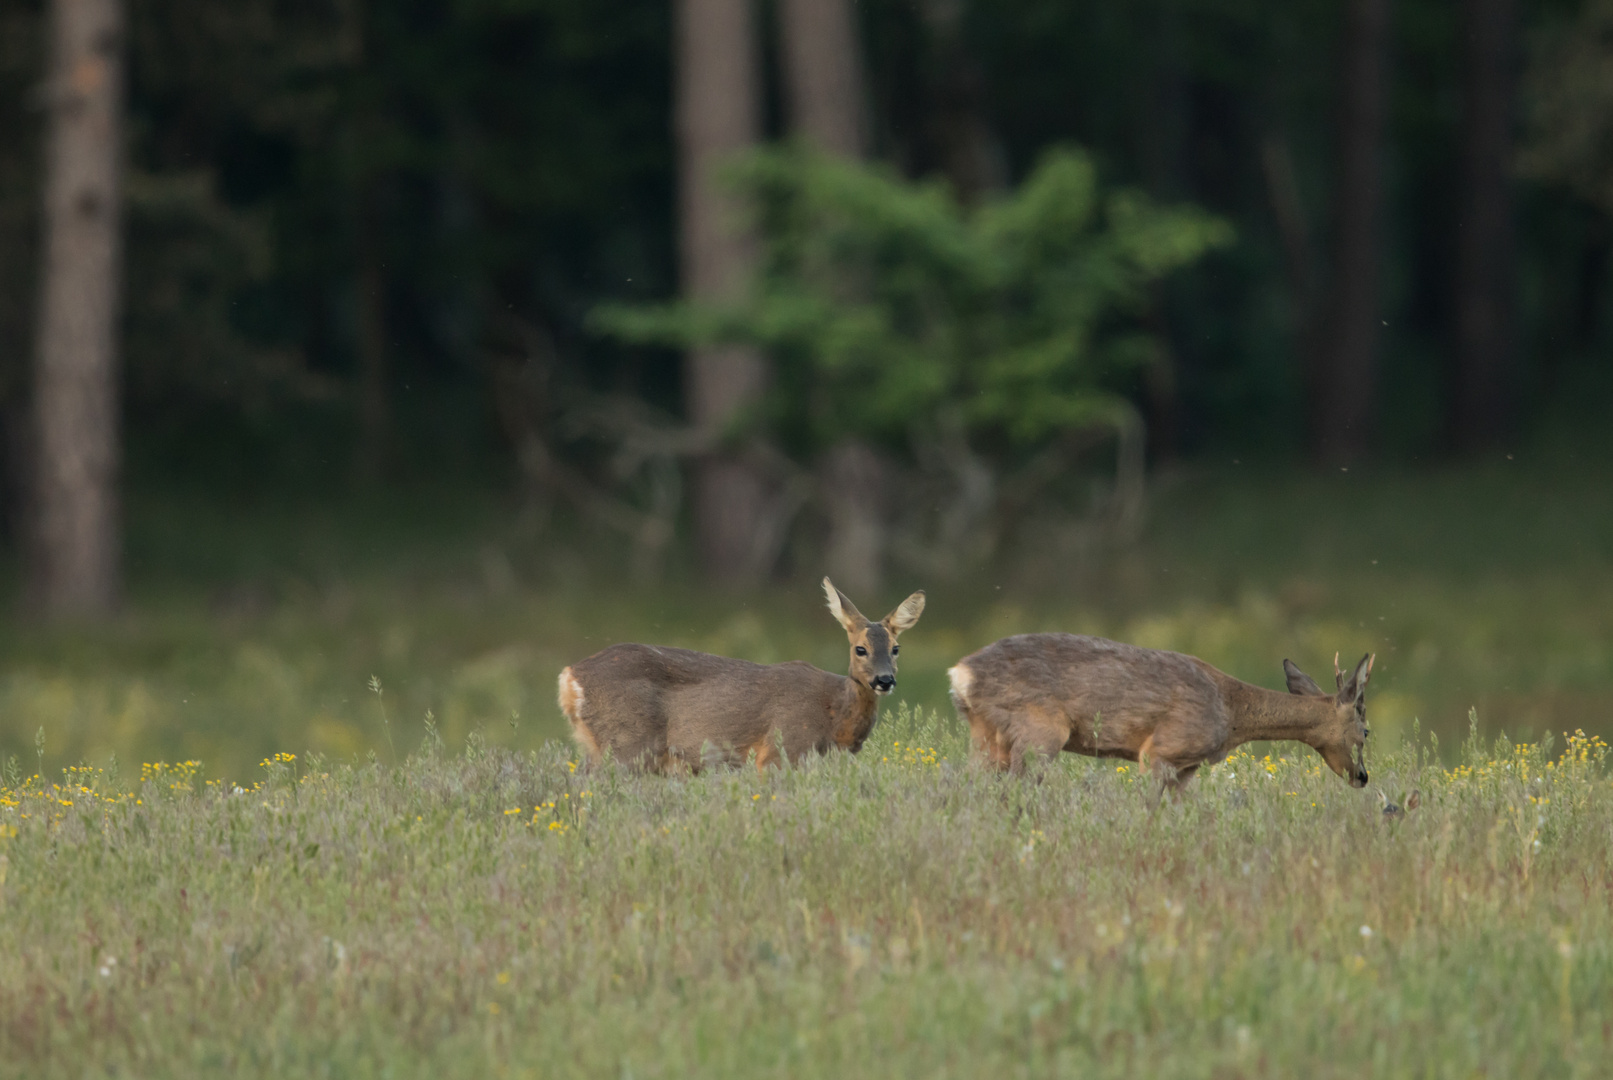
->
[948,634,1374,799]
[558,577,925,772]
[1378,788,1420,820]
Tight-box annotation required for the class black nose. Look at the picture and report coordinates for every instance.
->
[1356,769,1369,786]
[873,675,894,692]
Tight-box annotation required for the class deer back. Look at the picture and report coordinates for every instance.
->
[562,643,851,770]
[951,633,1231,758]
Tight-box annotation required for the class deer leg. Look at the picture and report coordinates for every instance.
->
[750,736,781,773]
[1138,735,1185,809]
[991,727,1013,771]
[1009,710,1068,778]
[964,705,1013,772]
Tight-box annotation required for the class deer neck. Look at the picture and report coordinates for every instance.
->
[1221,678,1336,750]
[831,676,880,749]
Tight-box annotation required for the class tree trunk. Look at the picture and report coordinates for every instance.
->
[779,0,889,590]
[820,441,889,599]
[30,0,123,617]
[1142,1,1189,460]
[778,0,867,157]
[355,201,391,482]
[1311,0,1390,466]
[676,0,769,584]
[1451,0,1516,452]
[916,0,1005,203]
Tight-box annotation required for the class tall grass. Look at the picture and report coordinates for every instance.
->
[2,715,1608,1078]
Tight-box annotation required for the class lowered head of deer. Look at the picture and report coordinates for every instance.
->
[1282,652,1374,787]
[823,576,925,696]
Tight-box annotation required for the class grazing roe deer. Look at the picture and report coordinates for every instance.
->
[948,634,1374,798]
[558,578,925,772]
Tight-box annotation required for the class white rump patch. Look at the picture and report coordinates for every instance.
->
[947,663,973,707]
[557,667,601,761]
[557,668,586,719]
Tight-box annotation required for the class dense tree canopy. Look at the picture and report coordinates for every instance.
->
[0,0,1609,567]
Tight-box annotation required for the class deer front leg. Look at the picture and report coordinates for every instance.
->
[749,732,784,773]
[1137,735,1186,808]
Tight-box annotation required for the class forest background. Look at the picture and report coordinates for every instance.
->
[1,0,1612,777]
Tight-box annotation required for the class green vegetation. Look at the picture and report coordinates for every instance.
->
[598,146,1231,452]
[1,711,1607,1077]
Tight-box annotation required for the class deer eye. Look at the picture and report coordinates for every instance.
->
[854,646,867,656]
[891,645,899,656]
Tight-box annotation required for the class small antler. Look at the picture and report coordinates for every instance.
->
[1334,652,1344,692]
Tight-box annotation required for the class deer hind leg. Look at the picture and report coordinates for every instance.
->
[961,707,1012,771]
[557,668,603,767]
[1008,707,1069,778]
[950,664,1009,771]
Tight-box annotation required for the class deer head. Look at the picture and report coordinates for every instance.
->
[1282,652,1374,787]
[823,577,926,696]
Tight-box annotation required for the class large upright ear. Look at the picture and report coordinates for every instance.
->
[1338,653,1374,704]
[1283,659,1325,696]
[823,577,868,633]
[882,590,926,636]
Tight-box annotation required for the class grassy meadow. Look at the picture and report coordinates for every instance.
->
[1,710,1609,1077]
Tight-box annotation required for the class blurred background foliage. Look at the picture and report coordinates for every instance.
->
[1,0,1612,774]
[599,145,1232,450]
[3,0,1609,485]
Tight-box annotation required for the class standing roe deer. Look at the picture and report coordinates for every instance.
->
[948,633,1374,798]
[558,577,925,772]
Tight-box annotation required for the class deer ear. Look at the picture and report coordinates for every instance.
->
[822,577,867,632]
[1283,659,1325,696]
[1338,653,1374,703]
[882,590,926,636]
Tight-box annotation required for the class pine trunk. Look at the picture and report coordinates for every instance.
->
[676,0,769,584]
[1311,0,1390,466]
[779,0,866,157]
[1452,0,1515,451]
[819,440,889,598]
[779,0,887,590]
[916,0,1005,202]
[355,203,390,482]
[30,0,123,617]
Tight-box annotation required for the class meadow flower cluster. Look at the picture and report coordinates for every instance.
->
[505,788,590,834]
[0,763,142,821]
[880,740,941,768]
